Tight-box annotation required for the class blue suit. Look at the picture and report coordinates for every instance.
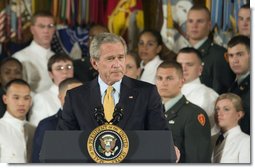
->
[31,110,62,163]
[57,76,168,131]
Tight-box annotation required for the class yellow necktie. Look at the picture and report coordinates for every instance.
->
[104,86,114,122]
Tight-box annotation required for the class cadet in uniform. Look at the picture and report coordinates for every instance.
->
[155,61,211,163]
[186,5,235,94]
[226,35,250,135]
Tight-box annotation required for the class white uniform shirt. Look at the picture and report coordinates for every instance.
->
[140,55,163,84]
[29,84,61,126]
[0,112,27,163]
[12,41,54,93]
[211,126,250,163]
[181,78,219,135]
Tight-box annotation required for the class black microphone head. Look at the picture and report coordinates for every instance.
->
[94,105,106,125]
[94,105,104,113]
[111,104,124,124]
[113,107,123,118]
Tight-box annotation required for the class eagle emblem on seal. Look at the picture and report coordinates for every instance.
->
[98,134,119,157]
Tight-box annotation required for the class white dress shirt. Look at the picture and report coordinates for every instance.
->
[211,125,250,163]
[0,112,29,163]
[12,41,54,93]
[98,76,121,106]
[140,55,163,84]
[29,84,61,126]
[181,78,219,135]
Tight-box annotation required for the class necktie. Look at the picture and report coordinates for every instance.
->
[162,104,166,112]
[213,133,225,162]
[103,86,114,122]
[23,123,32,162]
[215,133,224,146]
[139,68,144,79]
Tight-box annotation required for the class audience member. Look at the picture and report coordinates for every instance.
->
[125,50,141,79]
[155,61,211,163]
[29,54,74,126]
[138,29,163,84]
[0,79,35,163]
[226,35,250,135]
[0,57,23,118]
[237,4,250,37]
[31,78,82,163]
[12,10,56,93]
[176,47,219,135]
[186,5,235,94]
[211,93,250,163]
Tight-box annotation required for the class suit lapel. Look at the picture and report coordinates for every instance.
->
[198,38,212,59]
[88,78,102,127]
[228,74,250,94]
[238,74,250,92]
[117,76,138,129]
[166,96,187,121]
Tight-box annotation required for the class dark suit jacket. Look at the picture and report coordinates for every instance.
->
[73,57,98,83]
[57,76,168,132]
[198,38,235,94]
[165,96,211,163]
[31,110,62,163]
[228,75,250,135]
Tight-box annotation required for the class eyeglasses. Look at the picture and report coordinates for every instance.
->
[53,65,73,71]
[34,23,55,30]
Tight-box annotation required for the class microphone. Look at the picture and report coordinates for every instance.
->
[111,104,124,125]
[94,105,107,125]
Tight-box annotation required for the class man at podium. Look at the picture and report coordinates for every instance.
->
[57,32,169,132]
[53,32,180,163]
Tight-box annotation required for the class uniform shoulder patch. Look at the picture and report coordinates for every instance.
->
[197,113,206,126]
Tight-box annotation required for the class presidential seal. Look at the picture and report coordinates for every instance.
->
[87,124,129,163]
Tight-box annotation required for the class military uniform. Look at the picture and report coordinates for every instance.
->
[198,38,235,94]
[228,74,250,135]
[164,95,211,163]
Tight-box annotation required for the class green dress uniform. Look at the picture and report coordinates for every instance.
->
[164,96,211,163]
[198,38,235,94]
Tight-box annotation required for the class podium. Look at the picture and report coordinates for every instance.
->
[40,130,176,163]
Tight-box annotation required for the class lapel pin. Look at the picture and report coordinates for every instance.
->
[169,120,175,124]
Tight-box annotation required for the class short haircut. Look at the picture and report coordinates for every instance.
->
[58,78,81,93]
[227,35,250,53]
[4,79,30,93]
[215,93,244,113]
[89,32,127,60]
[47,53,73,72]
[178,47,202,63]
[189,5,211,20]
[127,50,140,68]
[138,29,163,46]
[0,57,22,72]
[240,3,250,9]
[157,61,183,78]
[31,10,54,25]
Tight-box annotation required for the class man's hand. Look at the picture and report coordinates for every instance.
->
[174,145,181,163]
